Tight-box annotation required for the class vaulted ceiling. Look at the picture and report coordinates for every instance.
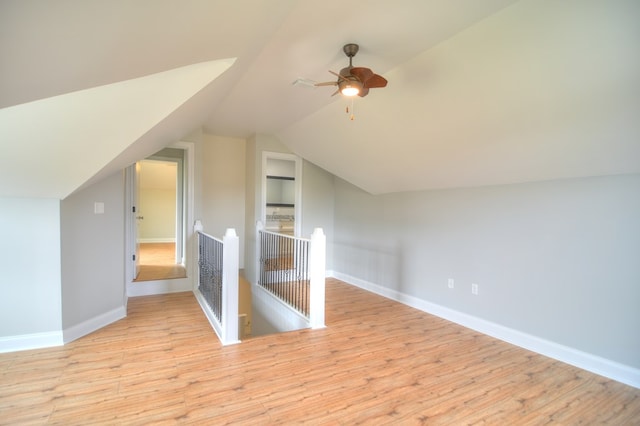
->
[1,0,638,198]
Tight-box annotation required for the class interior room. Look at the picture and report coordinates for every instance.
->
[0,0,638,423]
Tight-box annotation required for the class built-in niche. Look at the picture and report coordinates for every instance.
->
[263,154,300,236]
[266,176,295,207]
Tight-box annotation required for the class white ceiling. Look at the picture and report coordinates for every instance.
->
[1,0,638,198]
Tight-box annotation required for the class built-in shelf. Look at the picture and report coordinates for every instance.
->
[266,175,295,208]
[266,175,294,180]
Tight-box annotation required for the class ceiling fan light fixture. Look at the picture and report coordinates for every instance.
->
[339,79,362,96]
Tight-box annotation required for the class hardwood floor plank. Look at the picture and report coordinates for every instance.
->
[134,242,186,282]
[1,279,639,425]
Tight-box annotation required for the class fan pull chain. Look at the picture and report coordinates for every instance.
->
[346,98,355,121]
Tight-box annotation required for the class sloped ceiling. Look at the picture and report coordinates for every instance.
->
[278,0,640,193]
[0,60,234,198]
[1,0,638,198]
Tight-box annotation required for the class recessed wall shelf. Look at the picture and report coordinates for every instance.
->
[266,175,295,180]
[266,203,294,207]
[266,175,295,208]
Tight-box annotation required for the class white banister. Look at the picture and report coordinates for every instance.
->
[256,222,326,330]
[194,222,241,346]
[308,228,326,329]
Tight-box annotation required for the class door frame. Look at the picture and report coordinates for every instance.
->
[125,141,195,297]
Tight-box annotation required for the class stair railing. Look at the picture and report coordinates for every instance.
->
[256,221,325,329]
[194,221,240,345]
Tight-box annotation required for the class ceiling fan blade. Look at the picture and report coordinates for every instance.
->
[314,81,338,87]
[329,70,349,81]
[358,87,370,97]
[364,74,387,89]
[350,67,374,83]
[331,88,340,96]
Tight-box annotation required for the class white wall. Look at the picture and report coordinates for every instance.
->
[333,174,640,373]
[201,133,246,267]
[0,197,62,349]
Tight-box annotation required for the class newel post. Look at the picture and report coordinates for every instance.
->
[222,228,240,344]
[309,227,326,329]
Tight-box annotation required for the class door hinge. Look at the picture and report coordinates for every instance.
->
[132,206,136,213]
[132,254,136,261]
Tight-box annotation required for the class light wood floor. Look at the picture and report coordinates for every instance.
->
[1,279,638,424]
[134,242,186,282]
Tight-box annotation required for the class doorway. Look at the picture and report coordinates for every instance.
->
[125,142,194,296]
[134,157,186,281]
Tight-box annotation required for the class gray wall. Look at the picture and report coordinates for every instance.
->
[200,134,246,267]
[333,174,640,369]
[244,134,257,283]
[243,135,337,283]
[301,160,335,271]
[61,171,125,330]
[0,197,62,338]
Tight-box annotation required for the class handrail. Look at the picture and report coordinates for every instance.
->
[260,228,310,242]
[256,221,325,329]
[194,221,240,345]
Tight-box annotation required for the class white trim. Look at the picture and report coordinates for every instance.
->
[0,331,63,353]
[63,306,126,344]
[127,278,191,297]
[124,164,136,284]
[170,141,195,275]
[332,271,640,390]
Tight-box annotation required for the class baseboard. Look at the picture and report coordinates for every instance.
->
[127,278,191,297]
[138,238,176,243]
[63,306,127,344]
[0,331,64,353]
[332,271,640,389]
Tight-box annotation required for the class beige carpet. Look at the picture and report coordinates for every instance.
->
[134,243,187,282]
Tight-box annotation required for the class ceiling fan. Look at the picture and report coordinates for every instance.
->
[315,43,387,97]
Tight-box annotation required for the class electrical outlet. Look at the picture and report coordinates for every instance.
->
[448,278,454,289]
[471,283,479,295]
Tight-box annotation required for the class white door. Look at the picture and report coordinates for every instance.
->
[134,161,142,278]
[125,163,142,282]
